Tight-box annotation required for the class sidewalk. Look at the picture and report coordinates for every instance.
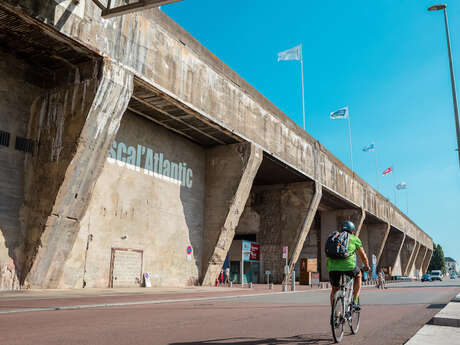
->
[0,283,329,314]
[406,292,460,344]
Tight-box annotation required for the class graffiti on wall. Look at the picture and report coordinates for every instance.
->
[108,140,193,188]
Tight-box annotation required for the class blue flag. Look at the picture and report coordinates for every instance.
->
[330,106,348,119]
[363,143,376,152]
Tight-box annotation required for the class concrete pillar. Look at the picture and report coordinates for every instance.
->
[376,223,391,265]
[254,181,318,284]
[422,248,433,274]
[320,208,363,281]
[287,181,322,282]
[379,228,405,276]
[359,222,390,269]
[354,208,366,237]
[23,61,134,288]
[400,236,416,277]
[201,142,262,286]
[413,246,427,278]
[405,242,420,277]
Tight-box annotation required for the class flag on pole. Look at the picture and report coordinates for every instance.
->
[277,44,302,61]
[363,143,376,152]
[396,182,407,190]
[330,106,349,119]
[382,166,393,176]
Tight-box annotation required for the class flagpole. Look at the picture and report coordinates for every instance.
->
[406,188,409,215]
[374,143,379,190]
[347,109,354,173]
[392,165,397,205]
[300,44,306,130]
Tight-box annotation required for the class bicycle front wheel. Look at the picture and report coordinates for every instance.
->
[349,298,360,334]
[331,294,344,343]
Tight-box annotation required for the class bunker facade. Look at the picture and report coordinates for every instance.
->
[0,0,433,290]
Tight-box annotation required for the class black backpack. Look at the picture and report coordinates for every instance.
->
[325,231,351,259]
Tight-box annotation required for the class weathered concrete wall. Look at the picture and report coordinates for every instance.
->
[359,222,390,268]
[379,228,405,274]
[23,61,133,288]
[0,53,43,289]
[250,182,316,284]
[201,142,262,285]
[295,218,320,275]
[3,0,432,251]
[62,111,205,288]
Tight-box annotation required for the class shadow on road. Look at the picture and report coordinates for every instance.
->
[426,303,446,309]
[169,333,334,345]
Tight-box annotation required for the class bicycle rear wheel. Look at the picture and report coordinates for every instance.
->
[331,294,344,343]
[349,298,360,334]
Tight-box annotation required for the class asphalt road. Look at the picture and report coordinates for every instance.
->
[1,280,459,345]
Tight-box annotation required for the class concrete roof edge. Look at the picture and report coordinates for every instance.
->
[145,9,317,144]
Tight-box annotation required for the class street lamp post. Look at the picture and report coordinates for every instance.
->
[428,4,460,168]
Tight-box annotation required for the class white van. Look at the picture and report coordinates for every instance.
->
[431,270,443,281]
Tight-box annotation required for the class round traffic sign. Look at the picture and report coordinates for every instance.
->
[186,245,192,255]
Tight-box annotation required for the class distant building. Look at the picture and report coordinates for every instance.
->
[445,257,459,274]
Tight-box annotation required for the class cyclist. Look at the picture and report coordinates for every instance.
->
[328,220,370,310]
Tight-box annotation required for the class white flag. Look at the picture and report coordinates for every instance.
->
[330,106,349,119]
[396,182,407,190]
[277,44,302,61]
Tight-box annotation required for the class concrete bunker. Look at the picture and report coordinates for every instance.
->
[0,1,433,290]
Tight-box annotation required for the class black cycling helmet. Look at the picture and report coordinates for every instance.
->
[342,220,356,233]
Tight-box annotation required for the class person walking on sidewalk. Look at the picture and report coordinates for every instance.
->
[224,267,230,285]
[377,268,385,290]
[218,269,224,286]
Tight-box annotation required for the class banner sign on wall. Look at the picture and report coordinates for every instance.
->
[371,254,377,280]
[242,241,260,262]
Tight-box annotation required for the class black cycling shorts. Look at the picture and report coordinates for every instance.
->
[329,267,361,287]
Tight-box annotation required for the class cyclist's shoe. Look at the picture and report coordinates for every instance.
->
[352,301,361,312]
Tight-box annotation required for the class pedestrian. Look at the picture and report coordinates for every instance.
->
[378,268,386,289]
[219,269,224,286]
[224,266,230,285]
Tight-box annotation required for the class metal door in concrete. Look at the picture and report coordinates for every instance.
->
[110,248,143,288]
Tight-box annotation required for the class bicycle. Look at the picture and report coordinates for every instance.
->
[330,272,361,343]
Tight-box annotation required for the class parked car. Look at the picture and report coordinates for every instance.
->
[430,270,443,281]
[450,274,456,279]
[421,274,432,282]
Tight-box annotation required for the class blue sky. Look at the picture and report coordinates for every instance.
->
[164,0,460,264]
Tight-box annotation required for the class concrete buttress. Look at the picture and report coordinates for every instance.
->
[354,209,366,237]
[201,142,262,286]
[22,61,133,288]
[358,221,390,268]
[286,181,322,281]
[405,242,421,277]
[250,181,320,283]
[400,236,416,277]
[422,249,433,274]
[412,245,427,278]
[379,229,405,275]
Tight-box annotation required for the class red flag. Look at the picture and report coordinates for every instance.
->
[382,166,393,176]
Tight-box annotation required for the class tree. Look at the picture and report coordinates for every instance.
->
[428,244,446,274]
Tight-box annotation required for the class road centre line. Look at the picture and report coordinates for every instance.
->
[0,289,324,315]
